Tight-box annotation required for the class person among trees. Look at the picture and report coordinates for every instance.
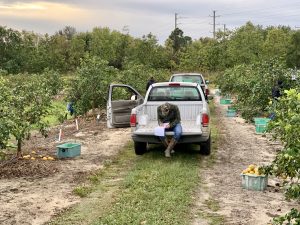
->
[157,102,182,158]
[146,76,155,91]
[270,80,284,120]
[272,80,284,100]
[67,102,75,116]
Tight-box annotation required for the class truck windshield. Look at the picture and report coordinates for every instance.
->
[171,75,203,85]
[148,86,202,101]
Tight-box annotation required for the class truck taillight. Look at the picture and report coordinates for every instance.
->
[205,88,210,96]
[130,114,137,127]
[202,113,209,127]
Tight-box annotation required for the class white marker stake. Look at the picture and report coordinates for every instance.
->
[75,119,79,130]
[58,129,62,142]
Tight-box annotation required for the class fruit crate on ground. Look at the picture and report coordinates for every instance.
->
[241,174,268,191]
[255,124,267,134]
[226,109,237,117]
[254,117,271,134]
[220,98,232,105]
[56,142,81,159]
[254,117,271,125]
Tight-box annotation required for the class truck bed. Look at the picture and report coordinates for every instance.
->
[134,102,203,135]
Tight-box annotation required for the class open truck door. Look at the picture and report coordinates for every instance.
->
[107,84,144,128]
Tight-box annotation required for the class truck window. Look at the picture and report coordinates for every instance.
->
[171,75,203,85]
[112,86,136,101]
[148,86,202,101]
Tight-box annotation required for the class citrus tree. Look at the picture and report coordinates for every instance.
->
[118,63,169,95]
[8,74,54,157]
[263,88,300,224]
[217,59,289,120]
[0,77,12,149]
[67,55,118,116]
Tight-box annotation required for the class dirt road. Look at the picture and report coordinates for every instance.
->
[192,95,298,225]
[0,95,299,225]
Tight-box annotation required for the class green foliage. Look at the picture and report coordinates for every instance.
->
[67,55,117,116]
[262,28,290,60]
[0,77,12,149]
[273,208,300,225]
[287,31,300,69]
[227,22,264,65]
[167,28,192,53]
[217,59,289,120]
[118,63,169,95]
[262,89,300,224]
[0,72,60,155]
[126,33,171,69]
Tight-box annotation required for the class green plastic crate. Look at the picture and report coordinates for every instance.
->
[254,117,270,125]
[227,105,236,110]
[255,124,267,134]
[226,109,236,117]
[220,98,232,105]
[241,174,268,191]
[56,142,81,158]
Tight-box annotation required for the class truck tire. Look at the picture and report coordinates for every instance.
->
[134,141,147,155]
[200,136,211,155]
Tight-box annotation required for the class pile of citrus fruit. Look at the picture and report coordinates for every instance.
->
[242,164,262,176]
[22,151,55,161]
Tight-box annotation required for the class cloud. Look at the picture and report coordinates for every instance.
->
[0,1,89,24]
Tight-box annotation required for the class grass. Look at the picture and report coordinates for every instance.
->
[73,185,93,198]
[96,149,201,225]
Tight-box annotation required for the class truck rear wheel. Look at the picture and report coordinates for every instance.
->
[134,141,147,155]
[200,136,211,155]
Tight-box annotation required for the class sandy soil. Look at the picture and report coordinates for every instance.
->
[192,95,299,225]
[0,120,131,225]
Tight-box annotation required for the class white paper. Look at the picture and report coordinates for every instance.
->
[154,126,165,136]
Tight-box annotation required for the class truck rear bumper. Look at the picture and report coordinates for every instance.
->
[132,133,210,144]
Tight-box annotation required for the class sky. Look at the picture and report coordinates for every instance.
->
[1,0,300,43]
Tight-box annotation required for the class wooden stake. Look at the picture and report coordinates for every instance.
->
[75,119,79,130]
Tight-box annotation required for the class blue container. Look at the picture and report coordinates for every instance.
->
[226,109,236,117]
[56,142,81,158]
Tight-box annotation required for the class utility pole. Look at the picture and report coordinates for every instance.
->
[210,10,220,39]
[222,24,226,40]
[175,12,178,30]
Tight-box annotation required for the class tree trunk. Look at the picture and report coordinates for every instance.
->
[16,139,22,158]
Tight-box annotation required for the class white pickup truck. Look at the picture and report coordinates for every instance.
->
[107,82,211,155]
